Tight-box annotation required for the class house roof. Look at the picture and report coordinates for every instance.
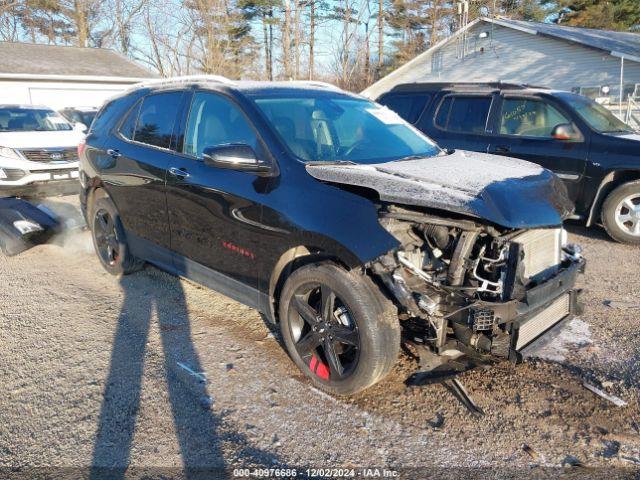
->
[362,17,640,98]
[491,18,640,62]
[0,42,155,80]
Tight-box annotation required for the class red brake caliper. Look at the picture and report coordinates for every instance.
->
[309,355,330,380]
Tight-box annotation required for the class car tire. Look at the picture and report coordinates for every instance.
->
[601,180,640,245]
[278,262,400,396]
[90,195,143,275]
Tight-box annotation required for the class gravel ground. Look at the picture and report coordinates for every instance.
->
[0,196,639,478]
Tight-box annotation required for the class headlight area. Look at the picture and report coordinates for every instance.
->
[368,205,585,377]
[0,146,24,161]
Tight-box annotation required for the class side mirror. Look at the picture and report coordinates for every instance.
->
[551,123,580,141]
[73,122,88,133]
[202,143,270,174]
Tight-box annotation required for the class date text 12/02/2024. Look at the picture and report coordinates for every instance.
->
[232,468,400,478]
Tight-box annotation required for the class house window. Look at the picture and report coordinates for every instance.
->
[431,51,443,75]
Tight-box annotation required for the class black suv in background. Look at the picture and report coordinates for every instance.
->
[377,83,640,244]
[59,106,98,129]
[80,77,584,395]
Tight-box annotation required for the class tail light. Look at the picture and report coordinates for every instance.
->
[77,139,86,158]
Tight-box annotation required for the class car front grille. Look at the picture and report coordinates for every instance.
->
[515,293,570,350]
[19,148,78,163]
[513,228,562,281]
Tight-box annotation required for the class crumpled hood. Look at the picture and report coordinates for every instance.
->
[306,150,574,229]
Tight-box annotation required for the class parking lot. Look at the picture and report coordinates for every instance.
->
[0,195,638,476]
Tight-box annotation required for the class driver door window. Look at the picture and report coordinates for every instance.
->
[499,98,571,138]
[183,92,259,157]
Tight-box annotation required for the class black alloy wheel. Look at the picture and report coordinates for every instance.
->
[89,193,143,275]
[93,208,120,267]
[288,283,360,381]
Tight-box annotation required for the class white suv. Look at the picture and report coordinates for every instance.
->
[0,105,86,197]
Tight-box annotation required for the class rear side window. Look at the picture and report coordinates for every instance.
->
[378,94,430,124]
[119,101,141,140]
[434,95,492,134]
[132,92,183,149]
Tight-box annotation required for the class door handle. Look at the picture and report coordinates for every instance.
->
[169,167,190,178]
[493,146,511,153]
[106,149,121,158]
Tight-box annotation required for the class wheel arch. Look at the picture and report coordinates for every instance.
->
[267,245,361,324]
[586,169,640,226]
[85,182,109,222]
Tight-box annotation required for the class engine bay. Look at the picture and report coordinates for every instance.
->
[370,205,584,372]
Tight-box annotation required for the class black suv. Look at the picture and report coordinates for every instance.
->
[377,83,640,244]
[80,77,584,395]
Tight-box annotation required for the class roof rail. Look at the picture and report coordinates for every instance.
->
[286,80,341,91]
[132,74,235,89]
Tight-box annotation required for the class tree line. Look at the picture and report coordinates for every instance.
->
[0,0,637,91]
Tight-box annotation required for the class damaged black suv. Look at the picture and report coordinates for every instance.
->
[80,76,585,395]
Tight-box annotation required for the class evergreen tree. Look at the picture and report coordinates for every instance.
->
[549,0,640,31]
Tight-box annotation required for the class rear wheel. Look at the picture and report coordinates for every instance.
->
[278,263,400,395]
[90,195,143,275]
[601,180,640,244]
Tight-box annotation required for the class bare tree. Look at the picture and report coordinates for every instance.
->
[0,0,21,41]
[108,0,146,54]
[282,0,292,78]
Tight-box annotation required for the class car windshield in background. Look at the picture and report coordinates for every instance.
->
[558,93,634,134]
[0,107,72,132]
[252,95,440,164]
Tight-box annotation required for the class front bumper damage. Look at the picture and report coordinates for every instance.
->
[469,258,584,361]
[369,205,586,381]
[510,268,584,361]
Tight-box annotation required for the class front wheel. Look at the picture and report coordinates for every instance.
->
[601,180,640,244]
[278,263,400,396]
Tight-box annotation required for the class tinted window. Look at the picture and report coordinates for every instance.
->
[378,94,430,124]
[183,92,259,157]
[119,100,141,140]
[134,92,183,149]
[499,98,571,137]
[435,96,491,134]
[434,96,453,128]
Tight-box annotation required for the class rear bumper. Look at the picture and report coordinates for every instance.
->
[0,179,80,198]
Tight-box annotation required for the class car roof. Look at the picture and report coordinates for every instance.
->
[0,104,54,110]
[62,106,98,111]
[384,82,553,96]
[130,75,361,99]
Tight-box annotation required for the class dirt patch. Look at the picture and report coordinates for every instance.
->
[0,199,639,474]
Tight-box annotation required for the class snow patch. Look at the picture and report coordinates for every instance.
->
[527,318,592,363]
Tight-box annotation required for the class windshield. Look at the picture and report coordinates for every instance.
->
[252,95,440,164]
[558,93,634,133]
[0,107,72,132]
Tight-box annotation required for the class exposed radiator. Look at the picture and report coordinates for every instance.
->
[513,228,562,281]
[516,293,570,350]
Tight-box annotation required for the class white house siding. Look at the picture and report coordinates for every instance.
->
[0,78,136,110]
[364,21,640,99]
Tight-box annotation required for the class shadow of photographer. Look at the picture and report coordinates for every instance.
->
[90,269,224,479]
